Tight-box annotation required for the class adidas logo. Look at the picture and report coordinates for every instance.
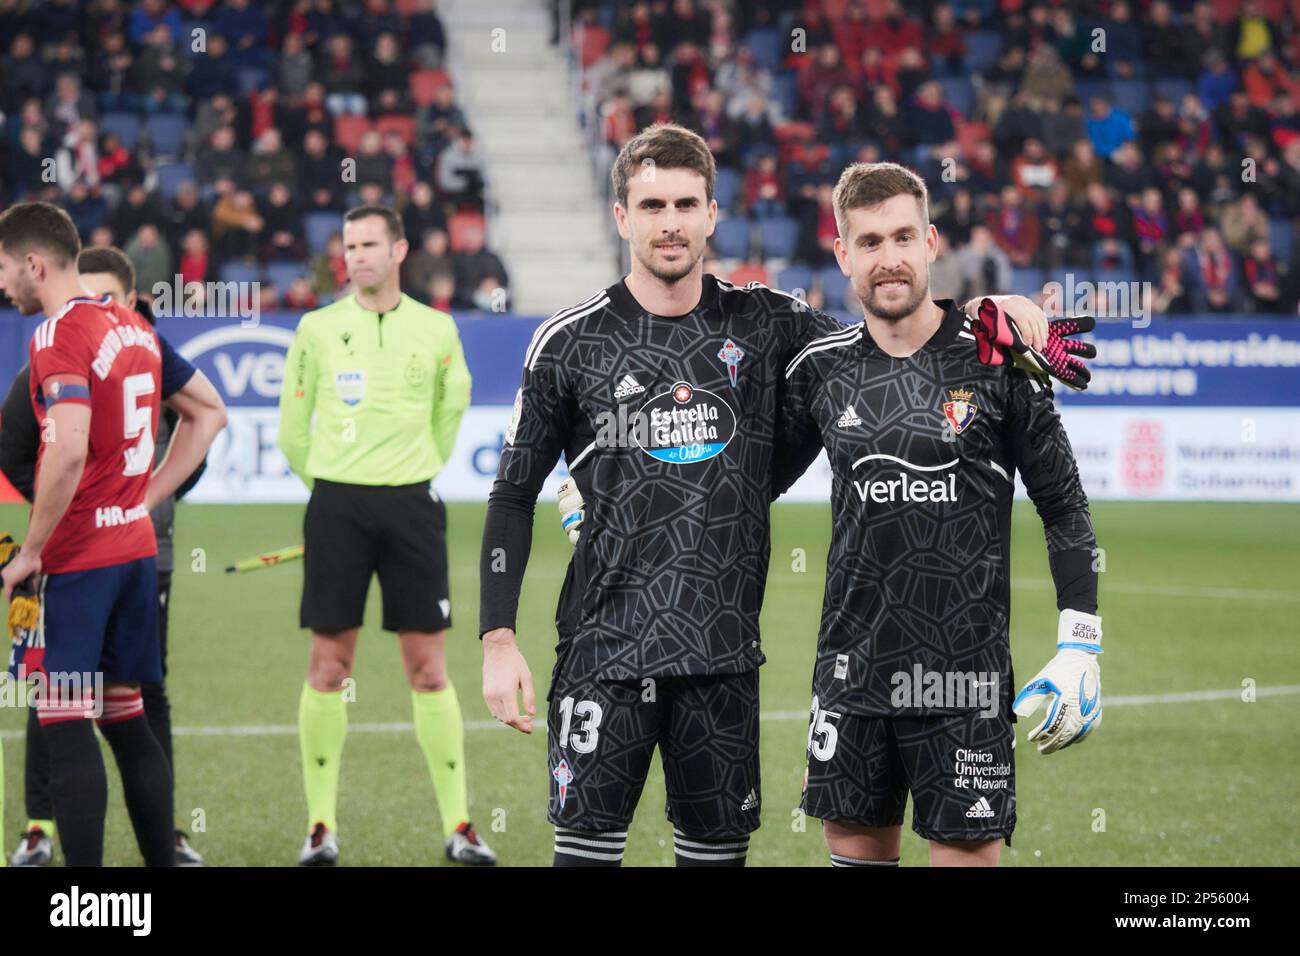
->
[965,796,996,819]
[837,405,862,428]
[740,788,759,811]
[613,374,645,399]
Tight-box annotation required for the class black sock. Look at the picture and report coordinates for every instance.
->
[99,714,175,867]
[552,828,626,867]
[24,706,54,822]
[41,719,108,866]
[673,830,750,867]
[140,681,174,772]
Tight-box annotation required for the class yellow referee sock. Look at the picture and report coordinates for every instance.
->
[412,685,469,838]
[299,683,347,833]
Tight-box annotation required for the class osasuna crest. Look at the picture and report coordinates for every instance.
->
[552,759,575,808]
[943,386,978,434]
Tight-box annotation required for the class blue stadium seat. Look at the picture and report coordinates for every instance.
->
[1074,78,1110,105]
[237,66,270,96]
[776,265,813,298]
[1271,219,1295,262]
[964,31,1002,72]
[1010,267,1045,298]
[100,112,142,150]
[713,167,742,213]
[220,261,260,286]
[743,28,783,70]
[265,262,306,292]
[939,78,974,119]
[772,72,799,119]
[818,265,850,311]
[711,217,752,259]
[154,162,196,201]
[1110,79,1151,117]
[758,216,799,259]
[146,114,188,158]
[304,211,344,254]
[1153,78,1193,103]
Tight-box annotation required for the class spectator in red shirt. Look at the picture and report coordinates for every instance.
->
[743,152,784,219]
[986,184,1042,268]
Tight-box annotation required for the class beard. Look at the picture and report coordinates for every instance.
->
[637,238,701,285]
[5,272,42,315]
[856,266,929,321]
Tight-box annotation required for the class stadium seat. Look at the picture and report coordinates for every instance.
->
[729,262,771,286]
[818,265,850,311]
[333,115,372,154]
[776,264,814,297]
[154,162,196,201]
[146,114,188,159]
[1269,219,1294,261]
[265,262,306,292]
[220,261,261,286]
[1010,267,1045,297]
[236,66,271,97]
[1110,79,1151,117]
[713,167,742,213]
[574,23,612,67]
[374,114,417,146]
[758,216,800,259]
[410,68,452,107]
[448,210,487,253]
[964,31,1002,72]
[742,28,782,70]
[711,217,752,259]
[304,211,344,254]
[100,112,142,150]
[772,73,799,119]
[939,78,974,119]
[1074,78,1109,105]
[1153,78,1193,103]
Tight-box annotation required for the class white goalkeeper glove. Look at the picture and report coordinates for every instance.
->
[1013,609,1103,754]
[557,478,585,545]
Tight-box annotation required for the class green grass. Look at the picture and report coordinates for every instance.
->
[2,501,1298,866]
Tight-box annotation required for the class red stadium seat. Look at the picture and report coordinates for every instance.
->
[958,121,991,160]
[728,262,772,287]
[410,69,452,107]
[374,114,417,146]
[448,211,487,253]
[574,24,611,68]
[333,115,373,154]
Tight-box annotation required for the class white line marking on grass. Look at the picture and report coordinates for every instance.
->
[4,685,1298,739]
[1016,578,1300,603]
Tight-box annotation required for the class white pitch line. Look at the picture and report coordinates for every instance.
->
[3,685,1297,740]
[1015,578,1300,603]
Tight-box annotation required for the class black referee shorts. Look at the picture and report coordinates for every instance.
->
[300,479,451,634]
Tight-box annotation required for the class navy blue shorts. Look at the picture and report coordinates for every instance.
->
[8,557,162,686]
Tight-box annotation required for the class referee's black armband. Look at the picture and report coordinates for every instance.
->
[479,478,538,637]
[1048,548,1098,615]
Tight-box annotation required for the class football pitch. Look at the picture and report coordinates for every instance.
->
[2,500,1298,867]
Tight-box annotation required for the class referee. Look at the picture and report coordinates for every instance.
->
[277,205,492,866]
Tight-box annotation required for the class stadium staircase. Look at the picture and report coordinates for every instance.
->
[441,0,620,315]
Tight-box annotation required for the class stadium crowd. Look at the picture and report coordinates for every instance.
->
[572,0,1300,316]
[0,0,511,313]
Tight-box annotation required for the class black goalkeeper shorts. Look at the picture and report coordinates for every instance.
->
[300,479,451,634]
[546,654,762,839]
[800,703,1017,845]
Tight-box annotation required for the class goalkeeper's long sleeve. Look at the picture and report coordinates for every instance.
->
[479,478,538,636]
[1005,369,1099,613]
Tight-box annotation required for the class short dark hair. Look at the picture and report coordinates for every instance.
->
[832,161,930,237]
[78,245,137,294]
[0,202,82,267]
[610,123,716,208]
[344,204,405,243]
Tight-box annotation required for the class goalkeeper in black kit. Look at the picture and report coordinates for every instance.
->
[480,124,1061,868]
[778,162,1102,867]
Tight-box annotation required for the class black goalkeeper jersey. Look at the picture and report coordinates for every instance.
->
[779,300,1097,716]
[481,273,843,679]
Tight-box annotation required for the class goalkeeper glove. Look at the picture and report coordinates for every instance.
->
[557,478,585,545]
[1013,609,1103,754]
[0,533,39,638]
[973,297,1097,391]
